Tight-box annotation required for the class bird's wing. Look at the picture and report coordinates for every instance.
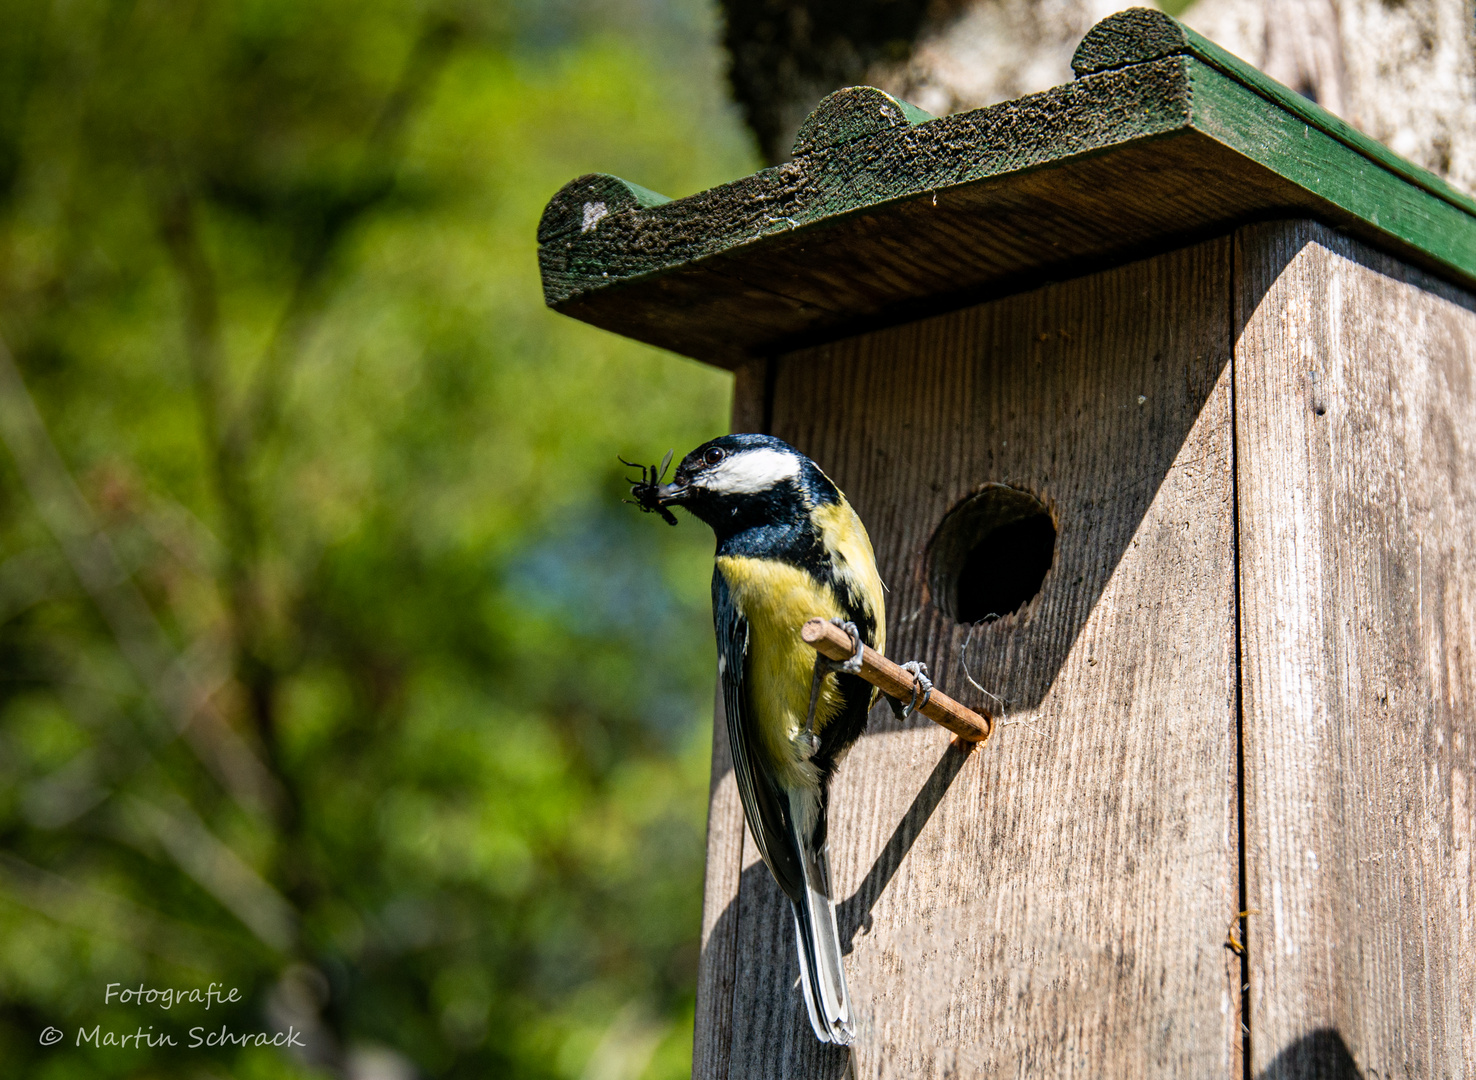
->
[713,567,804,901]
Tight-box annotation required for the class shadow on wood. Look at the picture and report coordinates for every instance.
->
[702,225,1476,1078]
[704,238,1246,1077]
[837,739,972,953]
[702,737,971,1077]
[773,237,1234,722]
[711,861,859,1078]
[1257,1028,1363,1080]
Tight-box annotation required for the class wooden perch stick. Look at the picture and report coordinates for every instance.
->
[800,618,993,743]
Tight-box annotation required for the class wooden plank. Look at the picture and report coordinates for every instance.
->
[537,12,1476,370]
[1186,61,1476,285]
[692,680,743,1080]
[698,238,1242,1076]
[1234,220,1476,1077]
[1073,9,1476,221]
[692,360,770,1080]
[537,58,1195,308]
[549,133,1317,368]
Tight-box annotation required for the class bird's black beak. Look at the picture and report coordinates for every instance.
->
[653,481,689,504]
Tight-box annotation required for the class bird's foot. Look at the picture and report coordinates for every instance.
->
[827,619,864,674]
[801,621,865,745]
[887,660,934,720]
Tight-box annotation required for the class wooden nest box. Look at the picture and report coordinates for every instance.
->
[538,10,1476,1078]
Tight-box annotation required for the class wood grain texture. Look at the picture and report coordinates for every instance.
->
[1234,220,1476,1078]
[728,356,769,436]
[692,360,771,1080]
[1076,9,1476,220]
[541,56,1199,366]
[692,679,743,1080]
[698,239,1242,1077]
[790,86,933,157]
[538,13,1476,369]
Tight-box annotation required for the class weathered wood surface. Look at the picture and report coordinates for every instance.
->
[1181,0,1476,197]
[538,11,1476,369]
[1235,221,1476,1077]
[695,239,1242,1077]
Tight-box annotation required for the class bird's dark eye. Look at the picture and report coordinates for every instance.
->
[703,446,726,466]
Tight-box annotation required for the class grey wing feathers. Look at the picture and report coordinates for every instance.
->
[786,790,855,1044]
[712,570,854,1045]
[712,569,804,900]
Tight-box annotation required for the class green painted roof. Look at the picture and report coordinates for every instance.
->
[538,8,1476,370]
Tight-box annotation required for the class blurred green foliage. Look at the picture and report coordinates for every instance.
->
[0,1,755,1077]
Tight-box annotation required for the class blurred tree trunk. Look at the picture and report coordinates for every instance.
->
[1180,0,1476,193]
[719,0,1123,162]
[720,0,1476,196]
[864,0,1134,121]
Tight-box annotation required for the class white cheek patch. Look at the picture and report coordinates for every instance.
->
[703,448,801,495]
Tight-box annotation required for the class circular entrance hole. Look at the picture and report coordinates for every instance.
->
[926,484,1056,623]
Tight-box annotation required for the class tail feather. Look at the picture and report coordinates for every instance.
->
[791,905,829,1041]
[790,886,853,1044]
[787,793,853,1045]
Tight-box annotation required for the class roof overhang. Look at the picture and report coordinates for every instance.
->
[537,8,1476,369]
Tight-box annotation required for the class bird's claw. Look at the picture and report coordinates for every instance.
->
[801,621,865,748]
[829,619,864,674]
[888,660,933,720]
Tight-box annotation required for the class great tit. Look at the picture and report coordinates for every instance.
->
[644,432,885,1045]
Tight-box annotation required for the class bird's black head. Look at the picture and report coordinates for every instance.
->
[648,433,839,539]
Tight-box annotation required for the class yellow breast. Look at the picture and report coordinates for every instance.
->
[717,492,886,786]
[717,555,847,788]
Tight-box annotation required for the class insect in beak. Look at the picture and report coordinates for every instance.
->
[621,448,681,526]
